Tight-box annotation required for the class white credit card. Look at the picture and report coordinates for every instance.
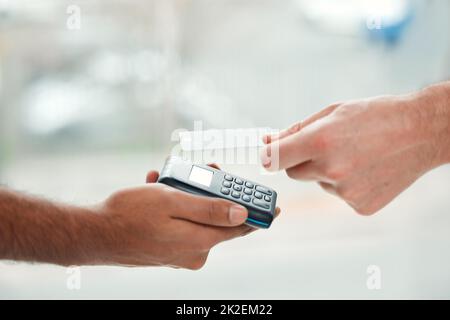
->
[179,127,278,151]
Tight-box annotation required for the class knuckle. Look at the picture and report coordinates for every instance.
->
[288,122,302,134]
[161,185,179,195]
[208,199,221,223]
[105,189,132,209]
[334,103,355,116]
[207,202,215,224]
[210,199,229,221]
[154,184,176,200]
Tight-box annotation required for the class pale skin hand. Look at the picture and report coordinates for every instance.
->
[262,82,450,215]
[0,164,280,269]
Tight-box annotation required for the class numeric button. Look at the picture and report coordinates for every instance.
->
[255,186,272,195]
[221,188,230,195]
[244,188,253,195]
[235,178,243,185]
[231,191,241,199]
[224,175,233,181]
[233,185,242,192]
[254,192,263,199]
[245,182,254,188]
[223,181,232,188]
[242,195,251,202]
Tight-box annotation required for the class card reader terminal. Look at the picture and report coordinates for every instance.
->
[157,156,277,228]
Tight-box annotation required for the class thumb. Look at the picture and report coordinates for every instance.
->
[263,102,341,144]
[170,192,248,227]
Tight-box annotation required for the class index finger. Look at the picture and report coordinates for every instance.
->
[263,103,341,144]
[262,128,316,171]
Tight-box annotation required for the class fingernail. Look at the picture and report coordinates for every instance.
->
[262,135,270,144]
[229,205,248,224]
[260,147,272,168]
[261,152,271,168]
[262,158,271,168]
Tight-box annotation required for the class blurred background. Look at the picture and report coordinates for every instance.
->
[1,0,450,299]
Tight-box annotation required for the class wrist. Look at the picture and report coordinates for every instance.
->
[83,199,152,267]
[42,203,118,266]
[0,189,120,266]
[409,82,450,167]
[68,204,122,266]
[46,204,110,266]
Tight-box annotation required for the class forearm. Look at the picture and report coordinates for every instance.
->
[0,188,111,266]
[410,81,450,167]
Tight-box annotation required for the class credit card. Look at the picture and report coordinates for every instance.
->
[178,127,278,151]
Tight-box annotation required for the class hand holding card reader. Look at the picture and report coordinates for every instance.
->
[158,156,277,228]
